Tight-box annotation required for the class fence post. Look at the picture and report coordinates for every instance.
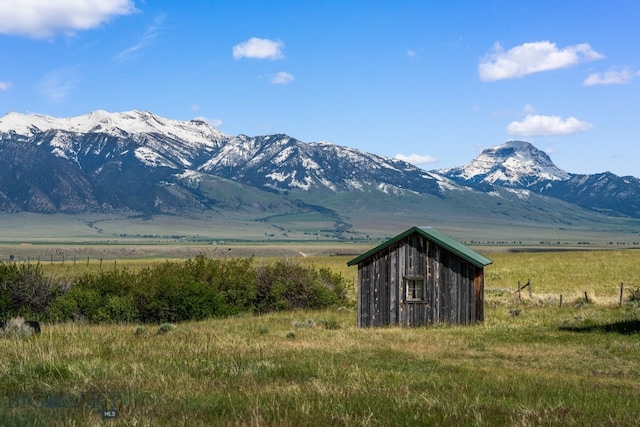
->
[559,294,563,308]
[620,283,624,306]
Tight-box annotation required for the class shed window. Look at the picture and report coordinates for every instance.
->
[405,277,425,301]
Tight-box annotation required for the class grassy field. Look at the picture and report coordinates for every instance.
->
[2,249,640,425]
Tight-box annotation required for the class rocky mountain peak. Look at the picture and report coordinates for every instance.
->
[439,140,569,187]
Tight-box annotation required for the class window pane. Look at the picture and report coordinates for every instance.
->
[407,279,424,300]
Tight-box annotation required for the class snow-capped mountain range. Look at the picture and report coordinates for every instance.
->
[0,109,638,220]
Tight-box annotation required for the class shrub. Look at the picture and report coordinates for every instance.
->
[5,256,352,324]
[157,323,176,334]
[628,287,640,306]
[255,260,349,313]
[100,295,139,323]
[319,318,341,330]
[133,260,228,323]
[0,317,35,339]
[0,262,69,318]
[292,319,316,328]
[134,326,148,337]
[46,294,81,322]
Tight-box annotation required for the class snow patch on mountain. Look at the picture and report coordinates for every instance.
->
[429,173,464,192]
[175,170,203,184]
[504,188,531,200]
[439,140,569,187]
[135,147,177,168]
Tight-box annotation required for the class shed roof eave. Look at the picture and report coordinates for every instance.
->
[346,226,492,268]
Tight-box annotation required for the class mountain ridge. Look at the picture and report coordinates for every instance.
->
[0,110,639,240]
[436,140,640,218]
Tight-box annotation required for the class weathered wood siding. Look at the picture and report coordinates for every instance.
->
[357,232,484,327]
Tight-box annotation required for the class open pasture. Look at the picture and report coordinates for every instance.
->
[2,249,640,425]
[485,249,640,305]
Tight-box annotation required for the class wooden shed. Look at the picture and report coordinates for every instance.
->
[347,226,492,327]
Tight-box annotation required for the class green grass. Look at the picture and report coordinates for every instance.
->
[2,306,640,426]
[2,250,640,425]
[486,250,640,304]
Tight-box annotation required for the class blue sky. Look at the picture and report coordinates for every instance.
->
[0,1,639,176]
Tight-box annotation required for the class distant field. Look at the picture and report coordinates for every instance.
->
[2,212,640,250]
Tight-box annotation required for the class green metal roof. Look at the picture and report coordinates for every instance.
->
[347,226,493,268]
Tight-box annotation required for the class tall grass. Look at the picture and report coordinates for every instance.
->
[2,304,640,426]
[1,250,640,425]
[486,250,640,305]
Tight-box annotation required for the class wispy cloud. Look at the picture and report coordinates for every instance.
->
[271,72,294,84]
[116,14,165,61]
[479,41,604,81]
[584,68,640,86]
[395,153,437,167]
[507,114,593,136]
[0,81,12,91]
[0,0,136,39]
[39,68,79,103]
[233,38,284,60]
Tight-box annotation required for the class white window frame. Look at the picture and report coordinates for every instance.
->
[405,276,425,301]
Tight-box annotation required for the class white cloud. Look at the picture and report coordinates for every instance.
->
[584,68,639,86]
[0,81,12,91]
[479,41,604,81]
[507,114,593,136]
[233,38,284,60]
[0,0,136,39]
[395,153,437,166]
[271,72,294,84]
[39,68,79,103]
[407,49,417,57]
[116,14,165,61]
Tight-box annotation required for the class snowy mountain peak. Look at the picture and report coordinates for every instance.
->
[0,110,227,147]
[438,140,569,187]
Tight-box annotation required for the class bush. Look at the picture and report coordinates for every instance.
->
[5,256,352,324]
[132,258,230,323]
[134,325,148,337]
[255,261,349,313]
[47,294,80,322]
[0,262,69,319]
[319,318,341,330]
[0,317,36,339]
[628,287,640,306]
[157,323,176,334]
